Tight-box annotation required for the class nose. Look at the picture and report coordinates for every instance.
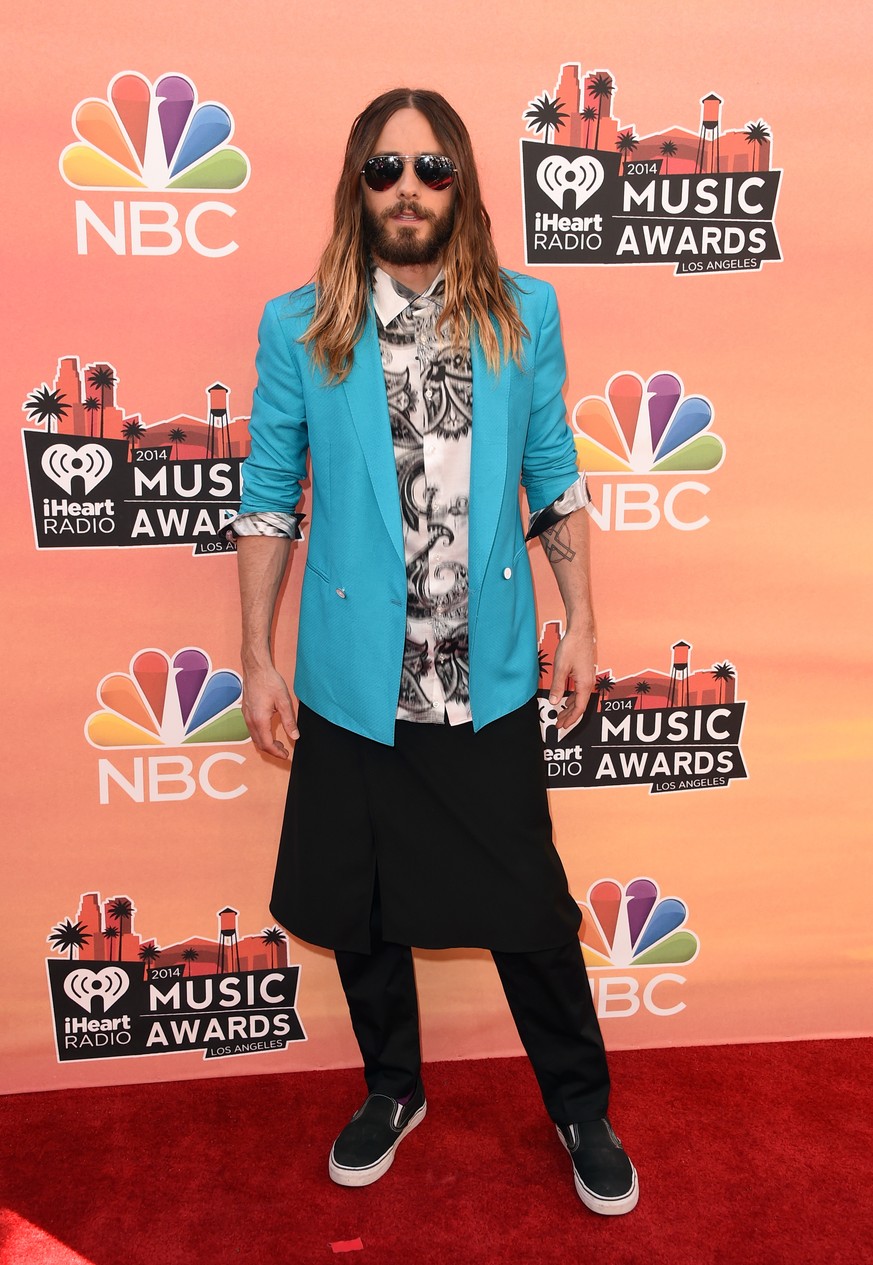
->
[395,158,422,200]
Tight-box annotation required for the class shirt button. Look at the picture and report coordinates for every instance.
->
[503,567,512,579]
[336,588,346,599]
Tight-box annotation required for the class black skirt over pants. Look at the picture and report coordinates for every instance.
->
[270,698,583,954]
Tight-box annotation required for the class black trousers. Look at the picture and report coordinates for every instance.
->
[334,885,610,1126]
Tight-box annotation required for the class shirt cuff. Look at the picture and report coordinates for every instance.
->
[525,473,591,540]
[227,511,305,541]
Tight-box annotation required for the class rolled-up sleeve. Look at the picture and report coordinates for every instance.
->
[239,299,309,516]
[520,283,580,513]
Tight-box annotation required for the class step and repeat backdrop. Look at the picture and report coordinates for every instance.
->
[3,0,870,1094]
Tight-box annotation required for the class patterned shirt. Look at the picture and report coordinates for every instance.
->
[373,267,473,724]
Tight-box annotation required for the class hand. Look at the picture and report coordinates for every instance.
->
[241,666,299,759]
[549,628,596,731]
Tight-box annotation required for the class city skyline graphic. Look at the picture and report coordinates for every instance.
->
[48,891,290,979]
[525,63,774,174]
[538,626,738,710]
[23,355,250,461]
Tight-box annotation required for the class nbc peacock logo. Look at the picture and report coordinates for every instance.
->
[579,877,699,968]
[86,647,249,749]
[573,371,724,475]
[60,72,250,256]
[60,71,249,191]
[578,877,700,1019]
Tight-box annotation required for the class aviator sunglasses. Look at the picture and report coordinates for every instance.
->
[361,152,457,192]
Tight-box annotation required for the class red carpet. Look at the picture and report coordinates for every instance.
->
[2,1039,871,1265]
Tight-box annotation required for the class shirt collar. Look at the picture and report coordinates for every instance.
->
[372,266,445,329]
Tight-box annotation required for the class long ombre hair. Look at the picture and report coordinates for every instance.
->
[301,88,527,382]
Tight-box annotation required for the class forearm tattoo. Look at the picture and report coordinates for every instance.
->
[541,518,577,564]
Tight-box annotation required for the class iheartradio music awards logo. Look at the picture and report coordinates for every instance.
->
[86,646,251,805]
[21,356,247,555]
[46,892,305,1063]
[520,61,782,274]
[571,370,724,532]
[578,878,700,1019]
[59,71,250,256]
[538,630,747,793]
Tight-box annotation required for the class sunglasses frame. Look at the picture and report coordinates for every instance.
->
[361,152,457,192]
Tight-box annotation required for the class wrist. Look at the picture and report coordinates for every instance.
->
[563,625,596,642]
[241,645,276,673]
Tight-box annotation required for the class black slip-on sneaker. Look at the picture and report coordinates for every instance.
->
[328,1081,427,1187]
[557,1117,639,1215]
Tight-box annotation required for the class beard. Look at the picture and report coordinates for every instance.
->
[363,199,455,267]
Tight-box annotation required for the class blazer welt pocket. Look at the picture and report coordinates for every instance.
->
[304,559,330,584]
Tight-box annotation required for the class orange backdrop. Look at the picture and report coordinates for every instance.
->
[2,0,871,1095]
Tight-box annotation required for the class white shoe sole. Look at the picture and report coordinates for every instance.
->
[558,1125,640,1216]
[328,1101,427,1187]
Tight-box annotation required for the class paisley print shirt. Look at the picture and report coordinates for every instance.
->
[372,267,474,724]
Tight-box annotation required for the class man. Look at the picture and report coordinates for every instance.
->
[234,88,638,1216]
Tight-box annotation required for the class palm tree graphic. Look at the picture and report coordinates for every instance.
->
[103,926,119,961]
[538,649,552,681]
[616,130,639,174]
[87,366,116,440]
[634,680,652,709]
[182,946,200,976]
[49,919,91,960]
[139,942,161,980]
[524,93,568,146]
[24,385,70,434]
[710,662,736,704]
[659,140,678,174]
[744,121,771,171]
[169,427,187,460]
[595,673,616,710]
[107,898,135,962]
[83,396,100,437]
[261,927,287,969]
[587,74,614,150]
[581,105,597,148]
[122,418,145,460]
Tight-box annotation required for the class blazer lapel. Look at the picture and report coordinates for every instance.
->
[340,308,405,564]
[469,323,512,623]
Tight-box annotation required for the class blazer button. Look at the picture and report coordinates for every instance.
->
[503,567,512,579]
[335,588,346,599]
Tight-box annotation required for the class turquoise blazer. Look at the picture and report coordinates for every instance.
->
[240,273,579,745]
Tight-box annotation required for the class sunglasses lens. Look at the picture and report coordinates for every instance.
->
[363,155,456,191]
[363,156,404,190]
[415,155,455,189]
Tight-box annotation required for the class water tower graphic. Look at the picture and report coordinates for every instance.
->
[206,382,231,459]
[695,94,723,174]
[667,641,691,708]
[216,906,241,973]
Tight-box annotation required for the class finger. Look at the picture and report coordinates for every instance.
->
[244,708,284,757]
[556,692,584,729]
[278,698,299,742]
[549,672,569,707]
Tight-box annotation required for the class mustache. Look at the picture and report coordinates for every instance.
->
[382,201,437,223]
